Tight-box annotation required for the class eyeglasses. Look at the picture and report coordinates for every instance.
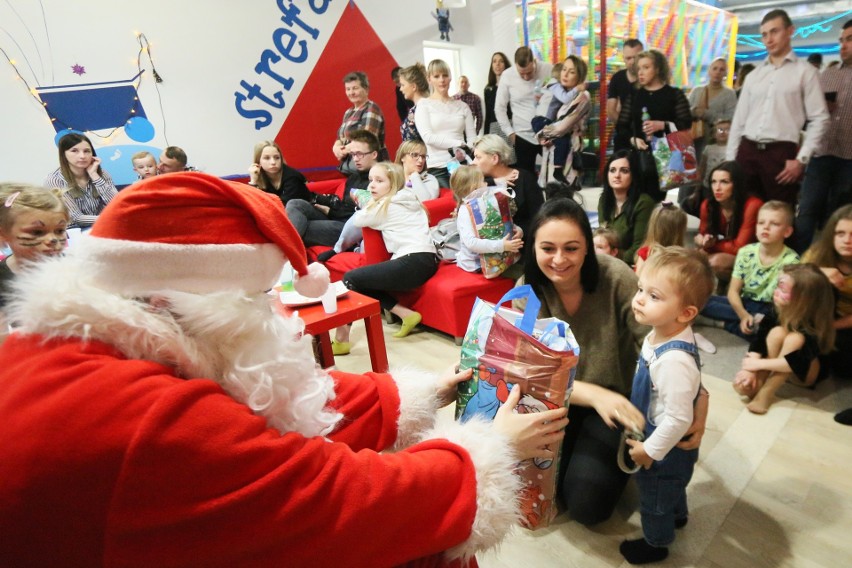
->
[716,127,730,133]
[350,151,376,159]
[407,152,426,160]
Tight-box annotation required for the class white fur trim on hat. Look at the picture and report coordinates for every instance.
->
[427,417,523,562]
[79,235,285,295]
[293,262,330,298]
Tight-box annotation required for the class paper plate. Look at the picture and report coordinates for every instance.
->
[279,281,349,307]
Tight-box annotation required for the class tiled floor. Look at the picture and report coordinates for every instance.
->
[331,316,852,567]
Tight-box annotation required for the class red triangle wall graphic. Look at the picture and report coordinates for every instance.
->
[276,3,402,181]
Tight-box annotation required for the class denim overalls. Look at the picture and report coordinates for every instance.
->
[629,340,701,547]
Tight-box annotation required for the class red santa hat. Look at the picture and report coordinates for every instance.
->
[83,172,329,297]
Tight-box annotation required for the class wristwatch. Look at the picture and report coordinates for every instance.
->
[797,155,809,166]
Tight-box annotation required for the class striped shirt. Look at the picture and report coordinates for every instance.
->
[44,169,118,228]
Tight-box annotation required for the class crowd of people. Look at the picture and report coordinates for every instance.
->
[0,7,850,566]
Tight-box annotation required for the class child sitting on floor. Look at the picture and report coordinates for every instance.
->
[634,201,687,274]
[622,246,714,565]
[592,227,620,258]
[450,166,523,276]
[701,201,799,338]
[733,263,835,415]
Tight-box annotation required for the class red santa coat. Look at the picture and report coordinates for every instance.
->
[0,334,519,567]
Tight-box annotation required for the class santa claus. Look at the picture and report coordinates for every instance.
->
[0,173,566,567]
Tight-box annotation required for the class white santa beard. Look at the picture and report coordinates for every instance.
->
[166,291,341,437]
[7,253,340,438]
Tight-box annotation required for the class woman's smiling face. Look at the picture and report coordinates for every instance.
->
[534,218,587,288]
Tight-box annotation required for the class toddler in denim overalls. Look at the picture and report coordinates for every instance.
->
[620,246,714,564]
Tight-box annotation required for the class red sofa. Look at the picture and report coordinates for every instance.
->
[308,180,515,342]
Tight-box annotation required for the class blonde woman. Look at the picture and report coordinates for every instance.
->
[414,59,476,188]
[394,139,439,201]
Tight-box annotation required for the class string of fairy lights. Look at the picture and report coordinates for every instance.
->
[1,31,166,143]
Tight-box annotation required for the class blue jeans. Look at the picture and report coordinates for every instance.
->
[795,155,852,253]
[701,295,773,338]
[631,340,700,547]
[285,199,344,247]
[635,447,698,546]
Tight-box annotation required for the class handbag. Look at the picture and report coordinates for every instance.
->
[690,87,708,141]
[631,92,699,197]
[462,187,520,279]
[456,285,580,529]
[429,217,461,262]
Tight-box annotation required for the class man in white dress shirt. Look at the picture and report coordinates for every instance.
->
[727,9,829,205]
[494,46,553,175]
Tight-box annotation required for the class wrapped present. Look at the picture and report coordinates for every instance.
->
[456,285,579,529]
[462,186,519,279]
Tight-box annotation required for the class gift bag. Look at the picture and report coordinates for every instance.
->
[462,187,520,279]
[456,285,580,529]
[650,124,699,191]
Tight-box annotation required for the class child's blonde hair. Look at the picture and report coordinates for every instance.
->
[641,201,687,250]
[777,263,836,353]
[643,245,714,313]
[759,200,794,227]
[0,183,68,233]
[366,162,406,217]
[450,166,486,206]
[593,227,620,250]
[131,151,155,164]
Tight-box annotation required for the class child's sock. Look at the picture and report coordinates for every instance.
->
[620,538,669,564]
[393,312,422,338]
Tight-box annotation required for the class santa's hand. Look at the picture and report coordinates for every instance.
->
[437,366,471,408]
[493,385,568,461]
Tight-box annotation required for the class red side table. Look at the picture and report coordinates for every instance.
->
[276,291,389,373]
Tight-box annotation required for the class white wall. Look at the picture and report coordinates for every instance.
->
[0,0,525,185]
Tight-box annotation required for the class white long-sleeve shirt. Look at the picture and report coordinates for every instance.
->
[494,60,553,145]
[353,189,435,258]
[407,172,440,201]
[639,327,701,461]
[414,98,475,169]
[727,51,829,162]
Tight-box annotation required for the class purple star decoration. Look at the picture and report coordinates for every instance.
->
[71,63,86,76]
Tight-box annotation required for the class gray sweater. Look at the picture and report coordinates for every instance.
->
[516,254,648,395]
